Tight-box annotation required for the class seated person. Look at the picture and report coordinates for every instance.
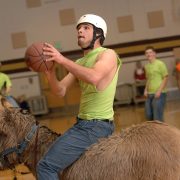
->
[134,61,146,97]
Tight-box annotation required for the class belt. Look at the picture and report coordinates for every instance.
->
[101,119,113,124]
[78,118,113,124]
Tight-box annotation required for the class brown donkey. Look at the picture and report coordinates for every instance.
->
[0,108,180,180]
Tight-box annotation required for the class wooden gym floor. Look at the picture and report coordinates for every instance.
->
[0,100,180,179]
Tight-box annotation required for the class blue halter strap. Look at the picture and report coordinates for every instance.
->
[0,124,39,169]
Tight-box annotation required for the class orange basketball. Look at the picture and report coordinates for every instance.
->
[25,42,54,72]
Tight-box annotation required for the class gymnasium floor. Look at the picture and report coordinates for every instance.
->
[0,100,180,180]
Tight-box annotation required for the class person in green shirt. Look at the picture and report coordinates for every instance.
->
[37,14,121,179]
[0,63,19,107]
[144,46,168,121]
[0,72,12,96]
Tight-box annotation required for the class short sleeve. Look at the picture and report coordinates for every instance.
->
[160,62,168,77]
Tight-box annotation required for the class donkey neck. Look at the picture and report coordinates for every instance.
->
[22,125,60,175]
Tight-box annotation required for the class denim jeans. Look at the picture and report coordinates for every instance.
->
[37,118,114,180]
[145,93,166,121]
[5,95,19,108]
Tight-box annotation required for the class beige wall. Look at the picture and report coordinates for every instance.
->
[0,0,180,60]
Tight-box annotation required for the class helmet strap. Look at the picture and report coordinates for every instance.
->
[82,26,100,50]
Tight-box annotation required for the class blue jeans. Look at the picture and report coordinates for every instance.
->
[145,93,166,121]
[6,95,19,108]
[37,118,114,180]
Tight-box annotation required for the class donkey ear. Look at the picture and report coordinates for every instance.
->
[1,97,12,108]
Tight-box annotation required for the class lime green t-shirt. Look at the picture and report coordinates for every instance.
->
[76,47,121,120]
[0,73,12,91]
[145,59,168,94]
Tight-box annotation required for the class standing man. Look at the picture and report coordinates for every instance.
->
[37,14,121,179]
[144,46,168,121]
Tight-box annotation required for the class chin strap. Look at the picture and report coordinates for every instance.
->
[82,26,102,50]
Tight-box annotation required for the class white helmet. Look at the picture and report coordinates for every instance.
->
[77,14,107,38]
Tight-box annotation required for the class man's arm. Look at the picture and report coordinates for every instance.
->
[43,43,117,87]
[144,81,149,97]
[45,70,76,97]
[155,75,168,98]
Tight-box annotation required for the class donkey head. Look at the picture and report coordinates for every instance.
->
[0,108,37,169]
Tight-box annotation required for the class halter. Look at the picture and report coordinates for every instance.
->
[0,123,39,169]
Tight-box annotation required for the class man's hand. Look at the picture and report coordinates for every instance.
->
[43,43,64,64]
[155,90,161,98]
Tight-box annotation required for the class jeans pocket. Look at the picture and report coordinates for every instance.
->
[88,121,114,144]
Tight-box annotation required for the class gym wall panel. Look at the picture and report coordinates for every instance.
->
[11,32,27,49]
[59,8,76,26]
[147,10,165,28]
[172,0,180,21]
[26,0,42,8]
[117,15,134,33]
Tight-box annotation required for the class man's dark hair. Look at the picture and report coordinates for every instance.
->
[145,46,156,52]
[95,27,105,45]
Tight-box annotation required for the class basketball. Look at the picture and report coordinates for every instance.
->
[25,42,54,72]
